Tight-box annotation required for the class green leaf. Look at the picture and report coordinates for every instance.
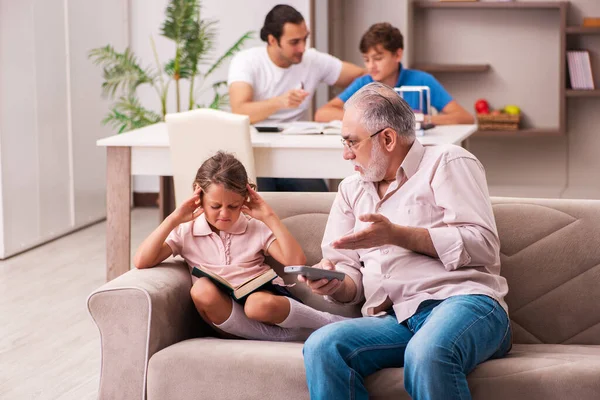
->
[209,93,221,109]
[102,95,162,133]
[89,45,155,98]
[205,31,253,78]
[102,109,131,133]
[206,80,229,109]
[164,58,193,79]
[182,19,217,73]
[161,0,199,43]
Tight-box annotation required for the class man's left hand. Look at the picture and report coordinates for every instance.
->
[332,213,397,250]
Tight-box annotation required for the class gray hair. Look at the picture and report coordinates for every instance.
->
[344,82,415,143]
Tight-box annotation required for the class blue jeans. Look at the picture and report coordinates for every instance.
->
[303,295,512,400]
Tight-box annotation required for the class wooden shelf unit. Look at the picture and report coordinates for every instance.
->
[566,26,600,35]
[411,63,490,73]
[413,1,568,10]
[411,1,568,137]
[566,89,600,97]
[565,26,599,106]
[473,128,563,138]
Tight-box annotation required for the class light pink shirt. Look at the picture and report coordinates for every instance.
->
[166,214,279,287]
[323,140,509,323]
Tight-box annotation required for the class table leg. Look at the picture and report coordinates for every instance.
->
[159,176,175,221]
[106,147,131,281]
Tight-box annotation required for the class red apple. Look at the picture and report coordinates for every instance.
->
[475,99,490,114]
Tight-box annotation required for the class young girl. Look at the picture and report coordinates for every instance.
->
[134,151,347,341]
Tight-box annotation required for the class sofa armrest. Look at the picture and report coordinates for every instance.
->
[87,260,204,400]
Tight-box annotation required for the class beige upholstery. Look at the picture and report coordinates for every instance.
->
[165,109,255,207]
[88,194,600,400]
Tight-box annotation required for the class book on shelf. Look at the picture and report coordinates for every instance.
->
[191,265,277,300]
[567,50,595,90]
[583,18,600,28]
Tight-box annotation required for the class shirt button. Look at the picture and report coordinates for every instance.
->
[381,248,389,254]
[383,274,390,279]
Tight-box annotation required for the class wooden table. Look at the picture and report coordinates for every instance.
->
[97,123,477,280]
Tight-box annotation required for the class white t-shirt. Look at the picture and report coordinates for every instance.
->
[227,46,343,123]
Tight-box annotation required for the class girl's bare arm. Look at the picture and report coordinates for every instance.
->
[134,188,203,269]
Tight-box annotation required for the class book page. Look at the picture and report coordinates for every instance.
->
[234,269,277,299]
[195,266,234,288]
[278,121,340,135]
[281,122,325,135]
[322,120,342,135]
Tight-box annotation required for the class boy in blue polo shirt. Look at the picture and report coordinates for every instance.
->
[315,23,474,126]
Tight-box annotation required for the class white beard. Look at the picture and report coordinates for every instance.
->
[356,139,389,182]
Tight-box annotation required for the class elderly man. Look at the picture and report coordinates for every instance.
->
[300,82,511,400]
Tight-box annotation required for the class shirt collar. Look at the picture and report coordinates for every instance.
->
[395,63,405,87]
[357,138,425,192]
[399,139,425,180]
[192,213,249,236]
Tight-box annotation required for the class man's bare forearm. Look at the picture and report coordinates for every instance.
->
[431,111,474,125]
[314,105,344,122]
[232,98,282,124]
[391,225,438,258]
[330,274,358,303]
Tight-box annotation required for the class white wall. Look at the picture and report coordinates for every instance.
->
[0,0,127,258]
[314,0,330,108]
[69,0,129,226]
[335,0,410,66]
[130,0,311,193]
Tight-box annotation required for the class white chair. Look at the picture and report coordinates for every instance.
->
[165,109,255,207]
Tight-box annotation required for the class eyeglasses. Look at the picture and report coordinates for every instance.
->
[340,127,388,150]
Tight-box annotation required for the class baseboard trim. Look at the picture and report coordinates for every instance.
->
[133,192,159,208]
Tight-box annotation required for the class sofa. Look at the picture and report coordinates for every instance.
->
[88,193,600,400]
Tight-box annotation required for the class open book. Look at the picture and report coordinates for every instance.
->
[280,120,342,135]
[191,266,277,300]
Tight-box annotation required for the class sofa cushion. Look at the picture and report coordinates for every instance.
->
[491,199,600,345]
[147,340,600,400]
[146,338,309,400]
[367,344,600,400]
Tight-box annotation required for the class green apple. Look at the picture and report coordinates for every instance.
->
[504,105,520,115]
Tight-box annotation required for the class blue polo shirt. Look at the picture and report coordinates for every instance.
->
[338,63,453,113]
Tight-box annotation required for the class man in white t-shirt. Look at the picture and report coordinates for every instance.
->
[228,4,364,191]
[228,5,364,124]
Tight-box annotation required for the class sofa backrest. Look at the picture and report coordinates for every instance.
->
[263,192,600,345]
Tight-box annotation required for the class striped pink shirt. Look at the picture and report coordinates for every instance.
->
[323,140,509,323]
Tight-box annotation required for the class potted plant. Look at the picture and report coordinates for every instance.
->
[89,0,252,133]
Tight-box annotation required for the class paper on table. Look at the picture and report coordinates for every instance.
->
[281,120,342,135]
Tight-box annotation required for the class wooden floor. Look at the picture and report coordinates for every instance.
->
[0,208,158,400]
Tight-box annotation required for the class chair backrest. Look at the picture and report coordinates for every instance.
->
[166,109,255,207]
